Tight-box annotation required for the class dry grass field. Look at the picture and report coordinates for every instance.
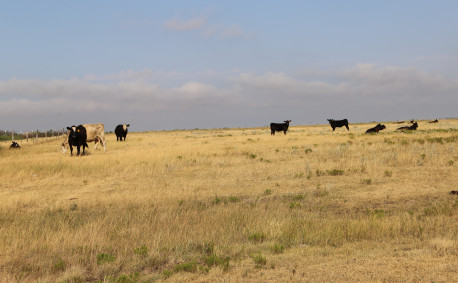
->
[0,119,457,282]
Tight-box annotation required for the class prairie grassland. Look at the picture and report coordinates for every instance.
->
[0,120,457,282]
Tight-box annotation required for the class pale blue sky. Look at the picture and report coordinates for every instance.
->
[1,1,457,131]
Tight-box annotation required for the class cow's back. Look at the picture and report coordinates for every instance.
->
[83,123,105,142]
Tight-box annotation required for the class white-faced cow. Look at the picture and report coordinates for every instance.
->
[67,125,88,156]
[61,123,106,153]
[365,123,386,134]
[328,119,349,131]
[115,124,130,141]
[270,120,291,135]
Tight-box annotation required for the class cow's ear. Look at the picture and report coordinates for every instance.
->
[127,124,130,127]
[67,127,71,130]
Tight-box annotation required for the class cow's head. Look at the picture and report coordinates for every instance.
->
[284,120,291,124]
[67,125,83,142]
[123,124,130,131]
[377,124,386,130]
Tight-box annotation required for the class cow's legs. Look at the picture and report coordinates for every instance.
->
[345,124,349,130]
[76,145,81,156]
[69,145,74,156]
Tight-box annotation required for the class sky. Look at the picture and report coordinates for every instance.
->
[1,1,457,132]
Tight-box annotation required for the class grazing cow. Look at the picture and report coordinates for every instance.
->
[61,123,106,153]
[270,120,291,135]
[429,119,439,123]
[397,122,418,131]
[67,125,88,156]
[327,119,349,131]
[9,141,21,149]
[365,123,386,134]
[115,124,130,141]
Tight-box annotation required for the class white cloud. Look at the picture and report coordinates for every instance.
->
[1,65,457,130]
[221,24,246,38]
[164,16,207,31]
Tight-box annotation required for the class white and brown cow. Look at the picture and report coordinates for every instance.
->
[61,123,106,153]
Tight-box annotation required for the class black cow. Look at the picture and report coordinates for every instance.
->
[397,122,418,131]
[115,124,130,141]
[327,119,349,131]
[450,191,458,195]
[429,119,439,123]
[67,125,88,156]
[270,120,291,135]
[365,123,386,134]
[9,141,21,149]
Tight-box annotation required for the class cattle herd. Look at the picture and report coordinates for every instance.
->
[5,119,442,155]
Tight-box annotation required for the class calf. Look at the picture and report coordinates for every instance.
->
[397,122,418,131]
[115,124,130,141]
[365,123,386,134]
[67,125,88,156]
[270,120,291,135]
[9,141,21,149]
[327,119,349,131]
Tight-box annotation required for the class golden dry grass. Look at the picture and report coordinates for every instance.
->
[0,119,457,282]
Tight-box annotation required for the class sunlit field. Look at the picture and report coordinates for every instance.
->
[1,119,457,282]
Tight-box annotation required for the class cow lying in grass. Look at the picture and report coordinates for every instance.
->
[9,141,21,149]
[397,122,418,131]
[327,119,349,131]
[365,123,386,134]
[270,120,291,135]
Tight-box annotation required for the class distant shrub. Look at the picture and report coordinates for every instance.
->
[448,160,454,166]
[248,232,266,243]
[212,196,222,205]
[304,148,313,154]
[134,245,148,258]
[271,243,285,254]
[264,189,272,195]
[52,258,66,272]
[361,178,372,185]
[315,169,325,176]
[69,203,77,211]
[204,255,230,271]
[228,196,239,203]
[384,170,392,177]
[253,254,267,268]
[327,169,344,176]
[173,261,198,273]
[289,202,301,209]
[97,253,116,265]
